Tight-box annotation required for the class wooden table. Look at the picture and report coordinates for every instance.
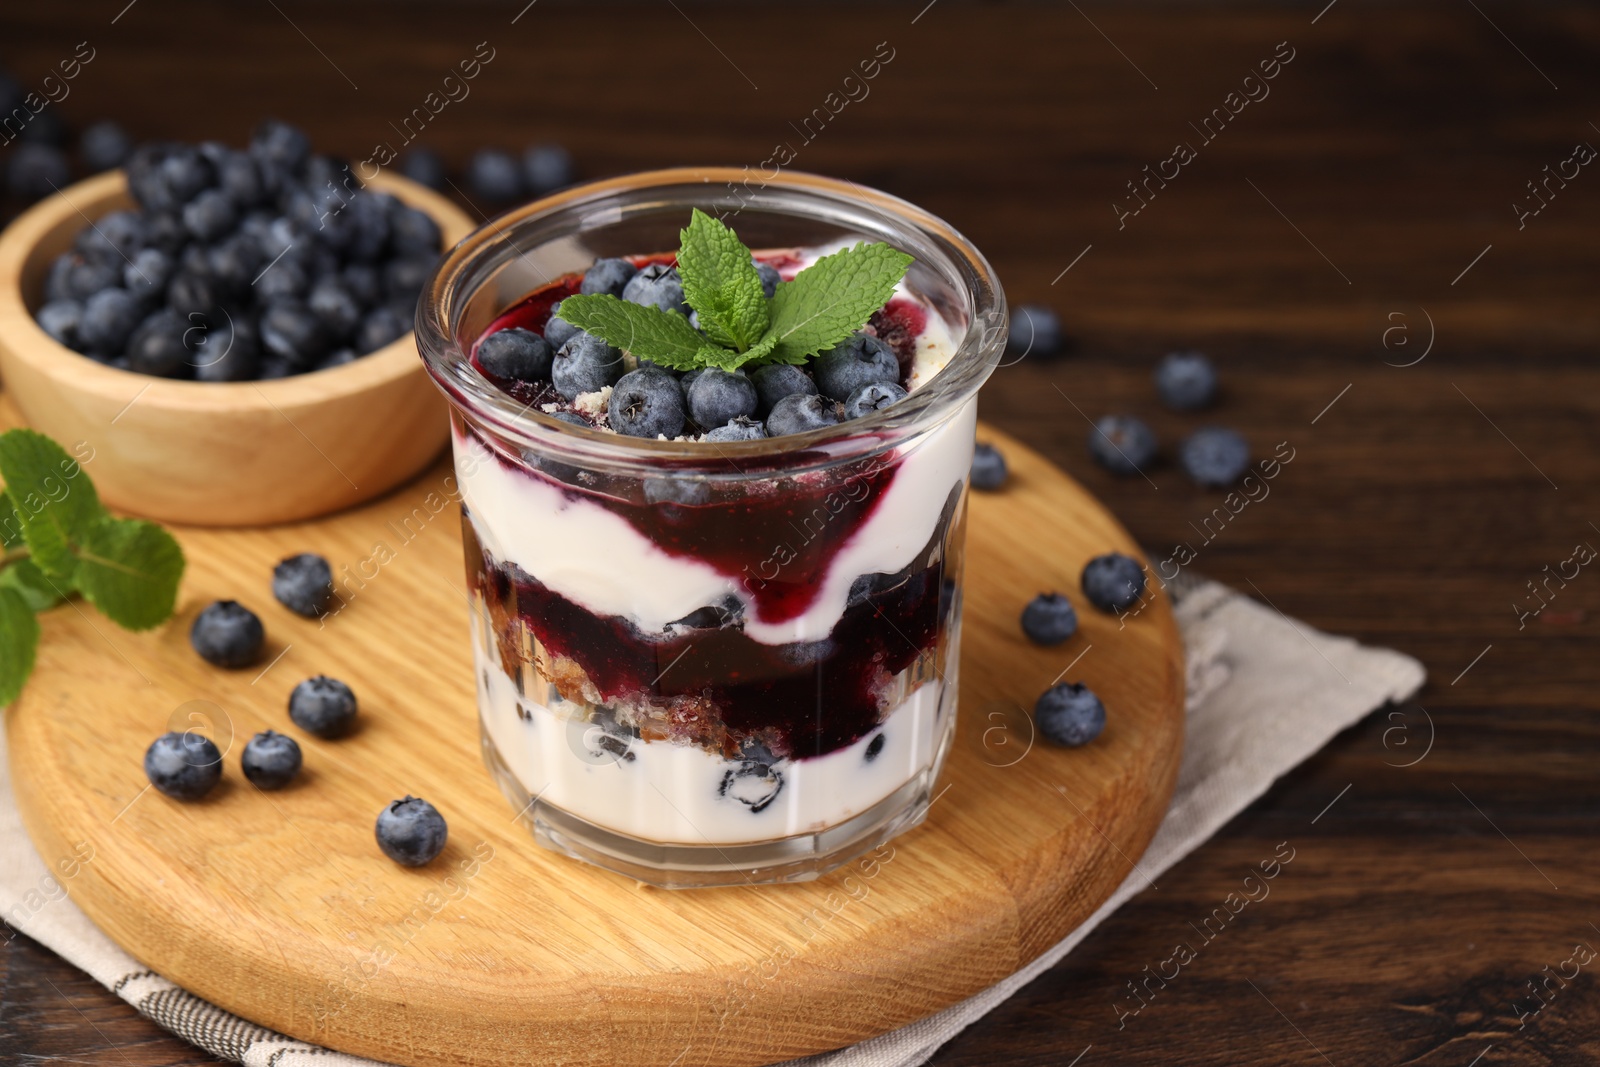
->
[3,3,1597,1064]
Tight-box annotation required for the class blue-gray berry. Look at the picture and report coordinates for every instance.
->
[750,363,815,415]
[36,300,82,348]
[1005,304,1063,359]
[240,730,302,790]
[523,143,574,194]
[543,301,580,349]
[812,332,900,401]
[580,257,637,297]
[376,796,448,866]
[288,675,358,738]
[756,261,781,298]
[552,332,623,400]
[1088,415,1157,476]
[1179,427,1250,487]
[79,120,132,172]
[1081,553,1146,614]
[478,327,553,382]
[1021,593,1079,645]
[272,553,334,618]
[686,368,758,429]
[621,263,688,315]
[844,381,908,419]
[190,600,265,668]
[356,306,408,355]
[1035,683,1106,746]
[398,148,447,191]
[703,415,768,442]
[971,443,1007,490]
[766,393,841,437]
[609,367,686,438]
[466,148,523,202]
[144,732,224,800]
[78,288,144,357]
[125,308,193,377]
[1155,351,1218,411]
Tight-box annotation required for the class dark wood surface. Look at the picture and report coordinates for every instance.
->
[3,2,1598,1064]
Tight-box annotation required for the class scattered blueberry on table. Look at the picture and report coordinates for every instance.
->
[190,600,266,668]
[1004,304,1062,360]
[288,675,359,738]
[1088,414,1157,476]
[970,442,1008,490]
[240,730,303,790]
[272,553,335,618]
[1081,552,1147,614]
[1179,426,1250,487]
[376,796,449,866]
[1035,683,1106,747]
[1021,592,1079,645]
[144,731,224,799]
[1155,350,1218,411]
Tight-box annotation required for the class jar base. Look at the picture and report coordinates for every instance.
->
[480,720,951,888]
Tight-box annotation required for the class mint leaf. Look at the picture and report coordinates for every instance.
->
[0,430,101,578]
[677,209,769,352]
[557,294,708,372]
[0,560,65,613]
[73,515,185,631]
[0,587,40,707]
[0,491,22,548]
[760,242,913,364]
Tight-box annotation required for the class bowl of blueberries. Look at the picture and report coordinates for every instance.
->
[0,120,474,526]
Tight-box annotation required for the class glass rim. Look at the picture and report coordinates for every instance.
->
[415,167,1006,466]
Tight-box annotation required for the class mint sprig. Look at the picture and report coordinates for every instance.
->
[0,429,186,705]
[557,209,913,375]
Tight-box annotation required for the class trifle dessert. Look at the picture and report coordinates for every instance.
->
[417,170,1003,886]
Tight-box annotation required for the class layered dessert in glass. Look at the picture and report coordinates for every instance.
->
[417,170,1003,886]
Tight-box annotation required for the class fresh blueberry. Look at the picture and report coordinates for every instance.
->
[124,247,173,301]
[181,188,237,243]
[466,148,523,202]
[756,261,781,298]
[44,254,76,304]
[250,120,312,175]
[749,363,816,415]
[166,269,221,317]
[288,675,358,738]
[621,263,688,315]
[190,600,266,668]
[76,210,146,261]
[1021,593,1079,645]
[272,553,333,617]
[1155,350,1218,411]
[6,143,69,201]
[522,143,574,194]
[240,730,303,790]
[156,146,216,207]
[1005,304,1063,360]
[308,277,363,339]
[65,255,122,301]
[812,332,900,401]
[341,262,382,307]
[1035,682,1106,747]
[36,300,82,348]
[317,348,359,371]
[971,442,1007,490]
[375,796,448,866]
[255,256,308,303]
[125,308,194,377]
[260,301,329,366]
[644,475,711,506]
[1179,427,1250,487]
[258,358,297,380]
[193,312,261,382]
[703,415,767,442]
[398,147,447,191]
[79,120,132,172]
[388,204,441,257]
[478,327,553,381]
[1081,553,1146,614]
[580,257,638,297]
[686,368,758,429]
[340,192,392,263]
[844,381,908,419]
[766,393,841,437]
[144,732,224,800]
[383,256,434,308]
[552,332,623,400]
[206,234,265,298]
[356,306,407,355]
[610,367,686,438]
[215,149,266,210]
[546,410,588,428]
[543,302,580,349]
[140,210,187,255]
[1088,415,1157,476]
[78,288,144,356]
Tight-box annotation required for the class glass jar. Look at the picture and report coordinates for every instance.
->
[416,168,1004,887]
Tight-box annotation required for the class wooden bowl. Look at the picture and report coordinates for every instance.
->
[0,169,474,526]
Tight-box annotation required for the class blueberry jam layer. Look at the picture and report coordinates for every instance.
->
[463,483,964,762]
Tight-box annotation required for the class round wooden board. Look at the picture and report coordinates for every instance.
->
[6,410,1184,1067]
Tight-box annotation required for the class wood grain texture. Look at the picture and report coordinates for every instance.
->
[0,171,474,526]
[2,2,1598,1065]
[5,401,1183,1066]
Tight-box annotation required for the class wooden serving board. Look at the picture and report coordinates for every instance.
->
[6,408,1184,1067]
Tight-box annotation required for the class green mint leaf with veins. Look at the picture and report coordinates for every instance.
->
[73,516,186,631]
[0,430,100,579]
[0,588,40,707]
[676,209,769,352]
[556,295,708,372]
[0,491,23,549]
[0,560,65,613]
[759,242,914,364]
